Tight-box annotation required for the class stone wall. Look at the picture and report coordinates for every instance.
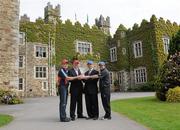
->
[0,0,19,89]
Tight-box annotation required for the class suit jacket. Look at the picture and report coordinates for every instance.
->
[84,69,99,94]
[68,68,83,94]
[99,68,110,94]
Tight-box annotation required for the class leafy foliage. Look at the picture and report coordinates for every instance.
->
[166,86,180,102]
[20,20,109,66]
[0,88,23,105]
[169,30,180,55]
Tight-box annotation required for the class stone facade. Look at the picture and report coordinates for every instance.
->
[18,33,56,97]
[0,0,19,89]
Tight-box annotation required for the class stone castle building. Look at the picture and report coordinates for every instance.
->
[109,16,180,91]
[95,15,110,35]
[44,2,61,24]
[18,32,56,97]
[0,0,20,89]
[1,1,180,97]
[20,14,30,22]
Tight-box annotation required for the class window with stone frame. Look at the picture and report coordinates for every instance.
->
[110,47,117,62]
[35,46,47,58]
[133,41,143,58]
[19,32,25,45]
[118,71,124,85]
[42,81,48,90]
[35,66,47,79]
[19,78,24,90]
[19,55,24,68]
[162,36,170,54]
[76,41,92,54]
[134,67,147,84]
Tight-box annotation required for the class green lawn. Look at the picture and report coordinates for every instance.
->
[0,114,13,127]
[111,97,180,130]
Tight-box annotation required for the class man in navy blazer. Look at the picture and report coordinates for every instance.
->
[68,60,86,121]
[83,60,99,120]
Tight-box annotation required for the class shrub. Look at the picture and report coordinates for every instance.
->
[127,82,155,92]
[155,52,180,101]
[166,86,180,102]
[0,88,23,105]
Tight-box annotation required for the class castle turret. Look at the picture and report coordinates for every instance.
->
[0,0,20,88]
[20,14,30,22]
[95,15,110,35]
[44,2,61,24]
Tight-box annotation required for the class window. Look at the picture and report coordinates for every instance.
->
[134,67,147,84]
[19,32,25,45]
[19,78,24,90]
[133,41,143,58]
[35,67,47,79]
[19,56,24,68]
[121,31,126,38]
[118,71,124,85]
[109,72,113,85]
[122,48,126,55]
[110,47,117,62]
[35,46,47,58]
[76,41,92,54]
[162,37,170,54]
[42,81,48,90]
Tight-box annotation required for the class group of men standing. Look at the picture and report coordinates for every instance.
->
[57,59,111,122]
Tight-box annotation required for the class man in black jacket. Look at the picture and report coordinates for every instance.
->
[83,60,99,120]
[68,60,86,121]
[98,61,111,120]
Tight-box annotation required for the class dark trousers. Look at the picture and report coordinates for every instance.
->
[85,93,99,118]
[101,92,111,117]
[70,92,83,118]
[59,85,68,120]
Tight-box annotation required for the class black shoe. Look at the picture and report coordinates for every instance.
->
[93,117,98,120]
[86,117,93,120]
[100,116,111,120]
[61,117,71,122]
[71,117,75,121]
[78,115,87,118]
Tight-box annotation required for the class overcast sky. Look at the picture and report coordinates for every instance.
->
[20,0,180,35]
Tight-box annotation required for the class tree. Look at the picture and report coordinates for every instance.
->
[169,30,180,55]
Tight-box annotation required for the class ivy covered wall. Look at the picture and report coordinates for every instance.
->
[55,20,109,64]
[110,15,180,87]
[20,19,109,66]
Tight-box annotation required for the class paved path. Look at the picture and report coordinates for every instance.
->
[0,92,154,130]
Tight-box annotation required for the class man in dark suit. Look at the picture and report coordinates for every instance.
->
[68,60,86,121]
[83,60,99,120]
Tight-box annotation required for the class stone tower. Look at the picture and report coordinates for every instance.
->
[0,0,20,89]
[95,15,110,35]
[44,2,61,24]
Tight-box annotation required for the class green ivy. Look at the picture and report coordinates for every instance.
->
[110,15,180,83]
[20,19,109,66]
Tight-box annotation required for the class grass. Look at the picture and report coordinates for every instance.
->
[111,97,180,130]
[0,114,13,127]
